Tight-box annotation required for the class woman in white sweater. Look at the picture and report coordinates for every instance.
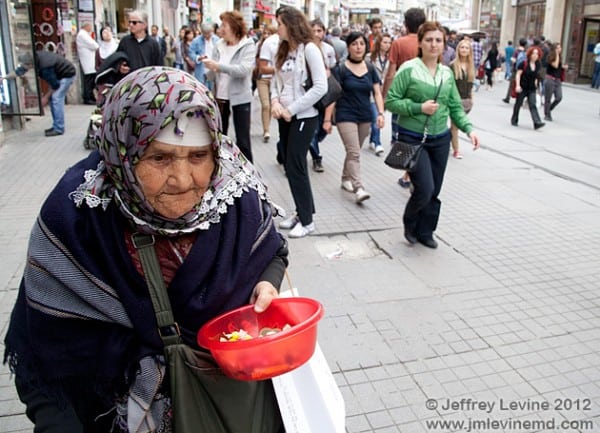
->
[271,6,327,238]
[202,11,256,162]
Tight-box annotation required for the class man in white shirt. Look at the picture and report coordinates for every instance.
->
[76,22,99,104]
[258,32,279,142]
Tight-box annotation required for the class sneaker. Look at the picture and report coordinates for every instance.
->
[452,150,463,159]
[44,129,63,137]
[341,180,354,192]
[369,142,376,151]
[288,222,315,238]
[278,214,299,229]
[374,145,384,156]
[312,159,324,172]
[397,178,411,189]
[355,188,370,203]
[263,132,270,143]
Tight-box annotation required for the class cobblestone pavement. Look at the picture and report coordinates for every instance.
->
[1,82,599,432]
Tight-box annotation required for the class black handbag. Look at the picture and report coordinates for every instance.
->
[132,233,282,433]
[302,46,343,110]
[384,79,444,171]
[384,138,424,171]
[303,70,342,111]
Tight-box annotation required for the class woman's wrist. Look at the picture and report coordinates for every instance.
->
[323,119,331,123]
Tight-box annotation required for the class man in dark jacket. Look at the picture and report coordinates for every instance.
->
[116,10,162,74]
[1,51,76,136]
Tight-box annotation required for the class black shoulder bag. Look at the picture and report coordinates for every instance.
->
[302,45,343,111]
[132,233,282,433]
[384,78,444,171]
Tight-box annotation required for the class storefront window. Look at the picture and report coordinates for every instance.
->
[1,0,42,116]
[515,2,545,41]
[479,0,502,42]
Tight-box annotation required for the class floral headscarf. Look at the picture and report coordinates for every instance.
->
[70,67,276,235]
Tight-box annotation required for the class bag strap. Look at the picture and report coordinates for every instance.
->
[132,233,181,347]
[421,77,444,143]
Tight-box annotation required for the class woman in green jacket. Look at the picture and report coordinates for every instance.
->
[385,21,480,249]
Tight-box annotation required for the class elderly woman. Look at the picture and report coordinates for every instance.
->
[4,67,287,432]
[202,10,256,162]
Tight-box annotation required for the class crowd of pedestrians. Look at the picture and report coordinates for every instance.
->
[2,6,580,244]
[2,4,598,429]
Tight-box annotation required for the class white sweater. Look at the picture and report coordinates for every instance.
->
[271,42,327,119]
[76,29,99,74]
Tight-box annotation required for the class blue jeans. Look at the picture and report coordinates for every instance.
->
[505,61,512,80]
[50,76,75,133]
[369,103,380,146]
[217,100,253,162]
[592,62,600,89]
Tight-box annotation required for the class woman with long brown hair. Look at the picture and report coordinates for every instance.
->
[182,28,196,74]
[449,38,475,159]
[271,6,327,238]
[544,42,567,121]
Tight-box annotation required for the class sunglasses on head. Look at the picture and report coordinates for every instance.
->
[129,20,143,25]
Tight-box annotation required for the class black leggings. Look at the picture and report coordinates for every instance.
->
[278,116,318,225]
[217,100,253,162]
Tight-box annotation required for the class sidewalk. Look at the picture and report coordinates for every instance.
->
[1,83,599,432]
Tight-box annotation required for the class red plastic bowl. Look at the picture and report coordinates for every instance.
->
[197,297,324,381]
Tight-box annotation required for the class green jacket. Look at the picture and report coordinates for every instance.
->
[385,57,473,136]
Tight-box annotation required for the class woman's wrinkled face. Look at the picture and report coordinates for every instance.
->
[348,37,366,60]
[420,30,444,59]
[134,141,215,219]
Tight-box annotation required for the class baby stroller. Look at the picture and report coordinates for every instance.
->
[83,52,129,150]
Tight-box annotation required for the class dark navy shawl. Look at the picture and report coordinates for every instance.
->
[4,151,283,409]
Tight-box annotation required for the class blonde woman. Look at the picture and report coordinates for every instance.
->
[449,39,475,159]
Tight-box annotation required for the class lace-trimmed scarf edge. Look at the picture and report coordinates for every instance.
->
[68,145,283,236]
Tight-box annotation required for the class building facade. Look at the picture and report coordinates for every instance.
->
[4,0,598,136]
[488,0,599,84]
